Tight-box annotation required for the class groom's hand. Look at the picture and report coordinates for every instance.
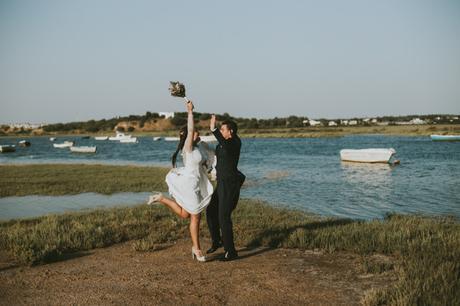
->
[210,114,216,131]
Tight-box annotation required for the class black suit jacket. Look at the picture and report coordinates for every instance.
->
[212,128,244,181]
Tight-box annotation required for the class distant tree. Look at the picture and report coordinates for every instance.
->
[116,126,125,132]
[127,126,135,132]
[170,116,187,126]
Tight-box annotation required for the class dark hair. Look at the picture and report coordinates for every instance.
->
[222,120,238,135]
[171,126,188,168]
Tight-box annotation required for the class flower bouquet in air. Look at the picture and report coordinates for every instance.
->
[169,81,190,103]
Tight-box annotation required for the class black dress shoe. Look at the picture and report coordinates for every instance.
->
[206,242,222,254]
[220,251,238,262]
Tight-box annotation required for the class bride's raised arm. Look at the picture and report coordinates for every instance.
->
[183,101,194,153]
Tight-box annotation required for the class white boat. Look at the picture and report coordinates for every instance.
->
[53,141,74,148]
[94,136,109,140]
[120,137,138,143]
[153,137,162,141]
[0,145,16,153]
[18,140,31,147]
[109,132,133,141]
[340,148,396,163]
[70,146,97,153]
[430,134,460,141]
[49,137,56,142]
[164,137,180,141]
[199,135,217,142]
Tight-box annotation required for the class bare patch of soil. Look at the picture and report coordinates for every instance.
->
[0,239,395,305]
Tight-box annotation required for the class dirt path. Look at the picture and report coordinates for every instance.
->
[0,239,393,305]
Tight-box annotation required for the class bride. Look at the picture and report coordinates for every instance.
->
[148,101,213,262]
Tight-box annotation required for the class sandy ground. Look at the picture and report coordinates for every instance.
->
[0,239,395,305]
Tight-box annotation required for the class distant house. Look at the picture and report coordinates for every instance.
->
[409,118,426,125]
[348,120,358,126]
[159,112,175,119]
[307,119,322,127]
[371,118,378,124]
[328,121,337,127]
[341,120,348,125]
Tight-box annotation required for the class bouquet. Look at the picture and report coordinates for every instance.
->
[169,81,189,102]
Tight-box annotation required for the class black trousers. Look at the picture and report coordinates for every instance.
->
[206,175,243,254]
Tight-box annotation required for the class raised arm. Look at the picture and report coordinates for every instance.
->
[183,101,194,153]
[210,114,226,144]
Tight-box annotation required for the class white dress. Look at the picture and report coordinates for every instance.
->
[165,147,214,214]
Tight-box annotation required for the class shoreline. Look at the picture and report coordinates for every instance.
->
[1,124,459,139]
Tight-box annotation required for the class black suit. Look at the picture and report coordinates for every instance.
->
[206,128,245,254]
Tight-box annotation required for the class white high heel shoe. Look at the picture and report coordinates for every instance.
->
[192,247,206,262]
[147,193,163,205]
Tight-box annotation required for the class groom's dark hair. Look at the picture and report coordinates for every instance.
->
[222,120,238,135]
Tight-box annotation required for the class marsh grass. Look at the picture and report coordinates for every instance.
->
[0,164,459,305]
[0,164,169,197]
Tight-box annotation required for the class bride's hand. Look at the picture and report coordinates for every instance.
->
[186,101,194,113]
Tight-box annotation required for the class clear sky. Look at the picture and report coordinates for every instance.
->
[1,0,459,124]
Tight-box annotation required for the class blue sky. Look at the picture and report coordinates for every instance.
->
[1,0,459,123]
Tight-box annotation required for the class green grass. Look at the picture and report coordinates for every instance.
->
[0,164,169,197]
[0,164,459,305]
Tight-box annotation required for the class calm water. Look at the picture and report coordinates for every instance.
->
[1,135,459,220]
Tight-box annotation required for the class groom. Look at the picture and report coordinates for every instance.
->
[206,115,245,261]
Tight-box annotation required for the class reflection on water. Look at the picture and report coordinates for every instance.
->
[340,162,394,186]
[0,192,152,221]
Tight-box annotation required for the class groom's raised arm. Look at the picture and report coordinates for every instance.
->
[210,114,226,145]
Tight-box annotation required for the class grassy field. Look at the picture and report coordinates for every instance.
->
[0,164,169,197]
[0,164,459,305]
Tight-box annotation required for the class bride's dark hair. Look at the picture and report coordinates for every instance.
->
[171,126,188,168]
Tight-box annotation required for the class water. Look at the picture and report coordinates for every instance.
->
[1,135,459,220]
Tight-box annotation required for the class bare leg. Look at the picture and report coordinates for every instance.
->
[190,213,201,251]
[157,195,190,219]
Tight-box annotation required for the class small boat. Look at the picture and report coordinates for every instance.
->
[109,132,133,141]
[53,141,74,148]
[199,135,217,142]
[18,140,31,147]
[153,137,162,141]
[340,148,396,163]
[120,137,138,143]
[70,146,97,153]
[0,145,16,153]
[430,134,460,141]
[49,137,56,141]
[95,136,109,140]
[164,137,180,141]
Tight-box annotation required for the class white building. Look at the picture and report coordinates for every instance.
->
[409,118,426,125]
[328,121,337,127]
[307,119,322,127]
[348,120,358,125]
[159,112,175,119]
[341,120,348,125]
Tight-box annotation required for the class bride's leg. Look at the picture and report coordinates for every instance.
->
[158,196,190,219]
[190,213,201,251]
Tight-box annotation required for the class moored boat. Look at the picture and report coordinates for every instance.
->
[340,148,396,163]
[49,137,56,142]
[153,137,162,141]
[95,136,109,140]
[18,140,31,147]
[53,141,74,148]
[0,145,16,153]
[70,146,97,153]
[109,132,133,141]
[120,137,138,143]
[164,137,180,141]
[199,135,217,142]
[430,134,460,141]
